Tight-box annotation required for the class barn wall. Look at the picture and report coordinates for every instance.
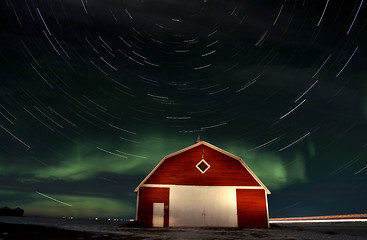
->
[137,187,169,227]
[145,145,260,186]
[236,189,269,228]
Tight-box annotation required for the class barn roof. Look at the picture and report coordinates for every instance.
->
[134,141,271,194]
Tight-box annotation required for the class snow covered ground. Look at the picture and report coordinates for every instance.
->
[1,216,367,239]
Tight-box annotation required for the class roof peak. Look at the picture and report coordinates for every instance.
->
[195,134,202,143]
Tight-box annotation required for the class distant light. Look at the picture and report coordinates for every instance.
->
[270,219,367,223]
[95,217,98,221]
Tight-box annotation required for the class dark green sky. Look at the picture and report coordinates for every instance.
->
[1,0,366,218]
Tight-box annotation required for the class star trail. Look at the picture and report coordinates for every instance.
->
[1,0,366,218]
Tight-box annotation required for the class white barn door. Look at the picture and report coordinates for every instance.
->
[169,186,237,227]
[152,203,164,227]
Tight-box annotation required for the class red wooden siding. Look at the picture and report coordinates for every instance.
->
[145,145,260,186]
[236,189,268,228]
[137,187,169,227]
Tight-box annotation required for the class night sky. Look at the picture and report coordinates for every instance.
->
[1,0,366,219]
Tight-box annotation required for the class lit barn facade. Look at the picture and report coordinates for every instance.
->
[134,140,271,228]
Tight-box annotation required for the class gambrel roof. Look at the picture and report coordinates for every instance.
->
[135,141,271,194]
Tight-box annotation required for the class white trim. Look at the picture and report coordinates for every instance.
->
[265,190,270,228]
[196,159,210,173]
[139,184,265,190]
[134,141,271,194]
[135,191,139,221]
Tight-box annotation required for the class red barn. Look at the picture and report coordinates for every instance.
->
[134,139,271,228]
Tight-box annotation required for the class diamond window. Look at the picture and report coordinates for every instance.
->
[196,159,210,174]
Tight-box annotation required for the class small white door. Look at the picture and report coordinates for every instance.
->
[152,203,164,227]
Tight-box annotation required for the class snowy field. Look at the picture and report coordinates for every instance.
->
[1,216,367,240]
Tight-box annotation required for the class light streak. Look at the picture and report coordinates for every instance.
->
[273,4,283,25]
[0,104,16,120]
[294,80,318,103]
[9,0,22,27]
[147,94,168,99]
[48,107,77,127]
[85,37,99,54]
[175,50,190,53]
[100,57,117,71]
[312,54,331,78]
[166,116,191,120]
[36,191,72,207]
[34,106,63,128]
[143,60,159,67]
[335,46,359,77]
[125,9,133,19]
[30,64,53,88]
[236,75,260,92]
[230,6,237,15]
[132,51,147,60]
[239,15,246,25]
[80,0,88,14]
[118,49,144,66]
[317,0,330,26]
[98,36,112,51]
[36,8,52,36]
[96,147,128,158]
[43,30,60,55]
[271,214,367,221]
[208,30,217,37]
[209,87,229,95]
[115,150,146,159]
[201,50,216,57]
[25,0,35,21]
[279,99,306,119]
[0,124,30,148]
[24,107,55,131]
[248,136,282,151]
[270,219,367,223]
[119,36,131,47]
[54,37,71,59]
[0,111,14,125]
[151,38,162,44]
[354,165,367,175]
[346,0,364,35]
[255,30,268,46]
[90,60,109,76]
[206,40,219,47]
[120,137,140,144]
[194,64,211,70]
[201,122,227,130]
[21,40,40,67]
[278,132,310,152]
[223,62,239,72]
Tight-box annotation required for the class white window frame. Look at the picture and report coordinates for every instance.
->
[196,159,210,174]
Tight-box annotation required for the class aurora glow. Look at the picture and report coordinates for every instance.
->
[1,0,366,218]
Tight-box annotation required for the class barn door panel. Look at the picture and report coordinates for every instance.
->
[152,203,165,227]
[169,186,237,227]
